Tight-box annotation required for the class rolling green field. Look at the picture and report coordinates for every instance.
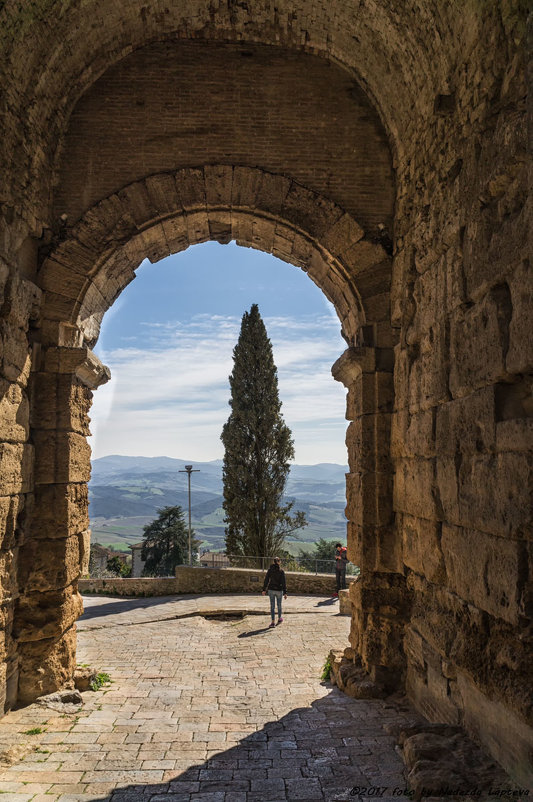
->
[91,500,346,554]
[89,456,348,554]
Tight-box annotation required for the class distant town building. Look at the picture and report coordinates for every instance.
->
[89,543,113,574]
[88,543,131,577]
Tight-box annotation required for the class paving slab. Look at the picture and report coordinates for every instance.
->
[0,595,412,801]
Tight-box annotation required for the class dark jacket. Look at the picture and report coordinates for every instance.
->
[263,564,286,593]
[335,548,348,572]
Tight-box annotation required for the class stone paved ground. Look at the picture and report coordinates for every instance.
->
[0,595,412,801]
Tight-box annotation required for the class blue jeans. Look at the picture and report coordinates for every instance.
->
[268,589,283,619]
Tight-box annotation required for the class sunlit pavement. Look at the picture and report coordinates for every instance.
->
[0,595,408,801]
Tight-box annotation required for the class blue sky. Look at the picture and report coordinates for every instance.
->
[91,241,348,464]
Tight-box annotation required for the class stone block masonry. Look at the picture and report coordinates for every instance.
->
[79,567,357,597]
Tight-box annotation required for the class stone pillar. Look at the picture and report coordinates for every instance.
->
[333,346,410,690]
[14,346,109,703]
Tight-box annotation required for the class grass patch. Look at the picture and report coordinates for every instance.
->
[320,656,333,682]
[90,672,111,691]
[23,727,44,735]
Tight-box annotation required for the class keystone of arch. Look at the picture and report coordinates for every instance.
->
[39,166,390,347]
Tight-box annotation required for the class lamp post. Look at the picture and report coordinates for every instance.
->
[179,464,200,566]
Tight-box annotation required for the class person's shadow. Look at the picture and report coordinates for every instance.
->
[237,625,275,637]
[315,598,338,607]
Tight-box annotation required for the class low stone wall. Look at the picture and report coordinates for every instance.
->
[175,565,358,595]
[79,577,178,596]
[79,567,358,597]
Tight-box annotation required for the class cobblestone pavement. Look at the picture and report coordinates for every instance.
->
[0,595,409,802]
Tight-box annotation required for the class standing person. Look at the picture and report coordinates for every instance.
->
[333,543,347,597]
[262,557,287,627]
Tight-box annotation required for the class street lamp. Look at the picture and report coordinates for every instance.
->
[179,464,200,566]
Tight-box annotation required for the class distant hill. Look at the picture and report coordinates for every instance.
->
[89,455,348,553]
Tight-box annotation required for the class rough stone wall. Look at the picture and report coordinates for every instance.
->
[0,266,41,711]
[388,7,532,784]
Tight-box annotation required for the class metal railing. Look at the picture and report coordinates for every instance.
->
[224,554,360,576]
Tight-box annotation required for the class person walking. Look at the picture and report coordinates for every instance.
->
[262,557,287,627]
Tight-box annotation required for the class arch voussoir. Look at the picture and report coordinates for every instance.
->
[38,166,393,349]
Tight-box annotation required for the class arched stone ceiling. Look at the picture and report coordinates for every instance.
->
[0,0,519,233]
[53,40,394,235]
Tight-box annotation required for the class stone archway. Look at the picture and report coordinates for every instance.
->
[14,165,399,705]
[1,2,530,783]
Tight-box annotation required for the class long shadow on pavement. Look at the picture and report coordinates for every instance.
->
[79,596,186,620]
[237,625,276,637]
[83,691,407,802]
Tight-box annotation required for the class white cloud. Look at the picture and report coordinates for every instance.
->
[90,313,348,463]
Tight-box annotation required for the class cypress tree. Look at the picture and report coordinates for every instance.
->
[221,304,307,561]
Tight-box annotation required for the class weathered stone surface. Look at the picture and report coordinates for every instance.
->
[441,524,524,624]
[73,665,98,691]
[401,728,509,798]
[507,259,533,375]
[349,521,401,573]
[31,483,88,540]
[36,688,83,712]
[393,458,438,521]
[0,443,33,496]
[457,672,533,789]
[338,588,352,615]
[32,431,91,485]
[17,536,81,594]
[0,380,29,443]
[436,451,531,537]
[449,287,514,398]
[0,548,19,604]
[31,373,92,434]
[17,626,77,704]
[80,568,357,597]
[349,573,411,686]
[391,407,435,459]
[346,470,394,527]
[400,514,445,584]
[14,585,83,642]
[0,602,14,661]
[346,413,392,474]
[407,573,533,731]
[435,386,496,456]
[347,371,394,420]
[406,321,450,412]
[329,650,387,699]
[0,494,26,551]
